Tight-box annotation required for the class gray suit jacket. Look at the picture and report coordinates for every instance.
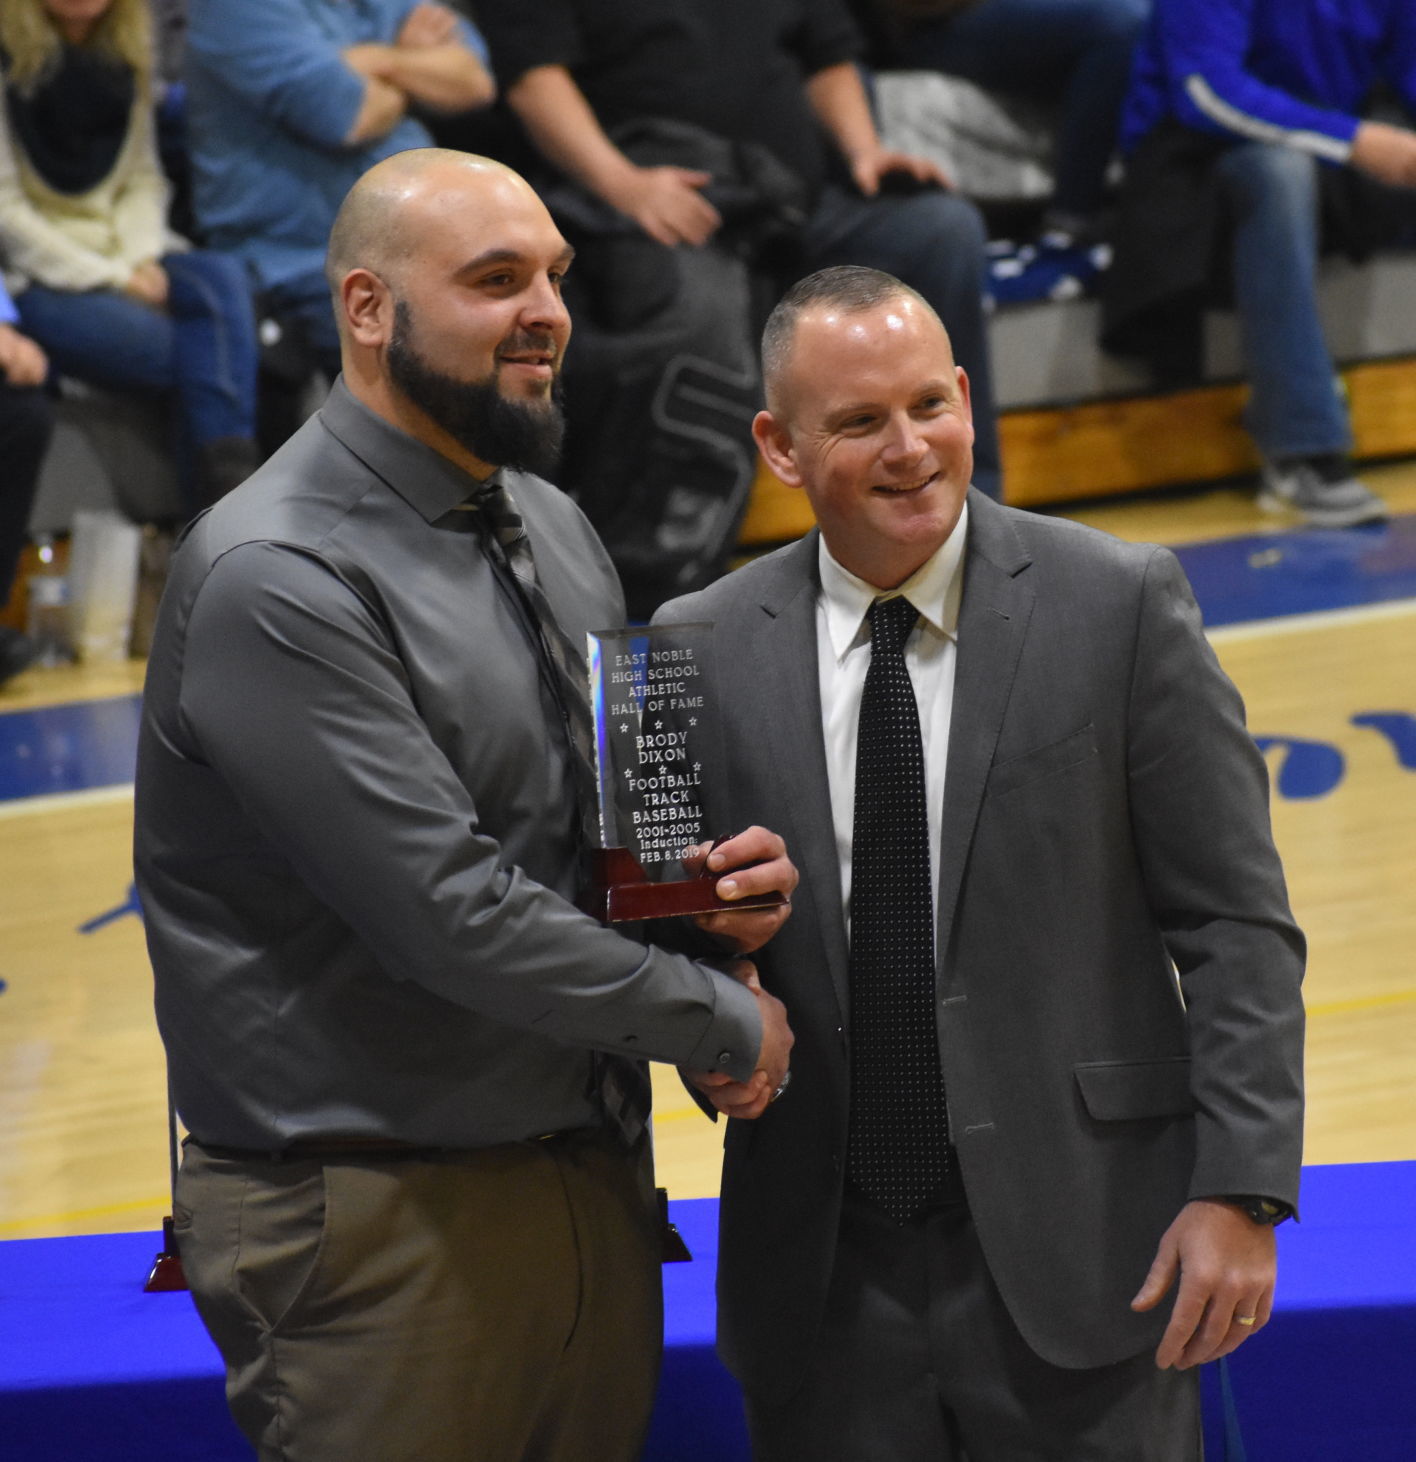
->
[658,489,1304,1402]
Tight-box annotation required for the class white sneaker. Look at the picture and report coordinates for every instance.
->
[1258,455,1388,528]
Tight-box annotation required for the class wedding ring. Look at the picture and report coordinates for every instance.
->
[1234,1315,1256,1327]
[770,1070,792,1103]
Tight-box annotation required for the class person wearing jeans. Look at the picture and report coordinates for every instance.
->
[0,0,261,511]
[184,0,495,383]
[13,251,260,505]
[1106,0,1416,528]
[1213,143,1354,478]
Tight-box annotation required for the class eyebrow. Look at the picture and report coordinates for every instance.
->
[454,245,577,277]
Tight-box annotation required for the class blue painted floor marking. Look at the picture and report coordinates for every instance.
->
[0,696,142,802]
[1171,515,1416,628]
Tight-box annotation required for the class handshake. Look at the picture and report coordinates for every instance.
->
[679,826,797,1121]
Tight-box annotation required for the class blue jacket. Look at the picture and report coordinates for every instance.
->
[185,0,489,290]
[1121,0,1416,161]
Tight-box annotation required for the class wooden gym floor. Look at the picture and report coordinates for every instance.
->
[2,463,1414,1242]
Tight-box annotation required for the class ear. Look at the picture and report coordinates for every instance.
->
[955,364,974,434]
[752,409,803,490]
[341,268,394,349]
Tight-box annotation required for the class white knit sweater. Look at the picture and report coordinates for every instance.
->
[0,86,185,297]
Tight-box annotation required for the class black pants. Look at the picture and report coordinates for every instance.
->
[0,382,54,604]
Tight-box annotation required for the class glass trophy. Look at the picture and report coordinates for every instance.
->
[583,622,786,923]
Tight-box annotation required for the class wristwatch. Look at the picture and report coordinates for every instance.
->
[1221,1195,1293,1226]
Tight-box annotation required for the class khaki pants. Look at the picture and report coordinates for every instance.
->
[175,1132,661,1461]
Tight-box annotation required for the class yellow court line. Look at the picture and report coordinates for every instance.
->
[1306,987,1416,1018]
[0,1193,168,1236]
[651,1107,706,1125]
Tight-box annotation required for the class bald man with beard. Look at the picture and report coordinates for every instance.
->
[134,150,794,1462]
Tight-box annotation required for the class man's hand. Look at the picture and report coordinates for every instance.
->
[1131,1199,1278,1369]
[0,323,48,387]
[123,260,169,309]
[847,146,953,199]
[397,1,459,49]
[686,826,796,953]
[685,959,793,1120]
[1351,121,1416,190]
[607,165,722,247]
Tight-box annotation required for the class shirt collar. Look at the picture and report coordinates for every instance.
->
[318,375,492,523]
[817,500,970,664]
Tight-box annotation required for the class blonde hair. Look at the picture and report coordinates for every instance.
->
[0,0,153,96]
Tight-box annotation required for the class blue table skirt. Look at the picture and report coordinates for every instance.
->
[2,1163,1412,1461]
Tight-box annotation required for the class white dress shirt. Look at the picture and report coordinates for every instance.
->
[816,502,969,935]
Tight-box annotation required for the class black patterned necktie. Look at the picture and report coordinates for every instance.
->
[846,594,953,1222]
[472,478,649,1148]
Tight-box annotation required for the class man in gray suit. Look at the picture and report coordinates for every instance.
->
[134,149,794,1461]
[660,265,1304,1459]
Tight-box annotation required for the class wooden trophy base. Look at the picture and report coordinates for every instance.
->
[585,846,787,923]
[143,1215,188,1292]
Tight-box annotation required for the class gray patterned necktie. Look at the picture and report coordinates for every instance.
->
[471,478,649,1148]
[474,478,599,830]
[846,594,953,1221]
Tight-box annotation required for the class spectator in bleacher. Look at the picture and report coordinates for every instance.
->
[1102,0,1416,528]
[184,1,495,383]
[0,278,53,687]
[0,0,261,511]
[852,0,1148,303]
[476,0,1001,616]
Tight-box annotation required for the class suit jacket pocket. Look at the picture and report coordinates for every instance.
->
[988,724,1098,798]
[1074,1056,1193,1121]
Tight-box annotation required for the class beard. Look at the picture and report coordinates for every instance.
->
[386,299,566,478]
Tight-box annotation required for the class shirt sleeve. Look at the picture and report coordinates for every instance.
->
[185,0,374,152]
[451,8,492,68]
[475,0,584,88]
[783,0,862,77]
[176,540,763,1079]
[0,278,17,324]
[1151,0,1358,161]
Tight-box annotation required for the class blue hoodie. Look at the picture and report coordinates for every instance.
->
[1120,0,1416,163]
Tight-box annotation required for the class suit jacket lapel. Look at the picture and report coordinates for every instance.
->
[753,534,851,1026]
[936,493,1035,968]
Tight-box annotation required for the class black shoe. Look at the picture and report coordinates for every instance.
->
[0,626,40,687]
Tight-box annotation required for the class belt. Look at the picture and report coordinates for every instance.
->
[188,1131,586,1165]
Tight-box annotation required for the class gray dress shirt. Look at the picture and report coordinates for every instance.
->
[135,379,760,1150]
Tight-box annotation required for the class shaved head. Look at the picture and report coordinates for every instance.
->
[325,149,535,320]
